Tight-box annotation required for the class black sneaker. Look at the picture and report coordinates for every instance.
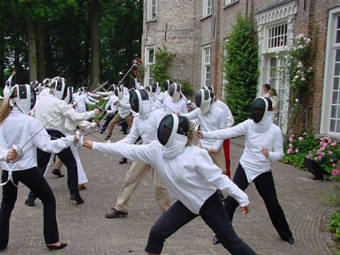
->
[105,209,128,219]
[104,136,111,140]
[119,158,127,164]
[25,199,35,207]
[212,236,220,245]
[52,169,64,178]
[70,194,84,204]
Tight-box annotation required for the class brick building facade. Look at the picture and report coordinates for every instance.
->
[142,0,340,137]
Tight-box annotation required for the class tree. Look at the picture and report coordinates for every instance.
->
[223,14,258,124]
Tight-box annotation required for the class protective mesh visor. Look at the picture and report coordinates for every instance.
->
[251,98,265,123]
[65,87,73,104]
[177,116,189,136]
[114,87,120,97]
[194,89,209,107]
[129,91,139,112]
[157,115,174,145]
[145,86,151,92]
[169,84,180,97]
[17,85,36,112]
[152,82,158,93]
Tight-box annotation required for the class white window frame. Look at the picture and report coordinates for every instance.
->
[147,0,157,21]
[225,0,239,7]
[201,45,211,87]
[255,1,297,135]
[203,0,213,18]
[144,46,155,86]
[321,7,340,137]
[267,23,288,50]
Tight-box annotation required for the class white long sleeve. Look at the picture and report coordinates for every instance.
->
[202,120,248,140]
[93,141,154,165]
[0,148,8,161]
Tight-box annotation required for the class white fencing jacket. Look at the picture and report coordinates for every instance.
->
[117,94,131,119]
[202,118,284,183]
[120,108,166,145]
[92,141,249,214]
[184,100,233,151]
[33,93,96,135]
[74,94,96,112]
[0,108,74,171]
[162,95,188,114]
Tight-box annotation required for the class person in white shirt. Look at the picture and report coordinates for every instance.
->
[162,83,187,114]
[73,87,99,113]
[105,86,133,139]
[25,77,100,206]
[198,97,294,245]
[184,87,233,175]
[82,114,257,255]
[105,89,171,219]
[262,83,271,98]
[99,92,119,133]
[0,84,77,251]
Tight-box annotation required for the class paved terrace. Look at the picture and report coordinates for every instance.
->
[0,129,337,255]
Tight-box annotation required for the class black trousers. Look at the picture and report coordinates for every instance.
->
[145,191,257,255]
[101,112,116,132]
[0,168,59,250]
[225,164,293,240]
[28,129,79,202]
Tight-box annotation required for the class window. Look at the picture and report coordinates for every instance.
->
[145,47,155,85]
[267,23,288,48]
[201,45,211,86]
[147,0,157,21]
[203,0,213,17]
[225,0,239,7]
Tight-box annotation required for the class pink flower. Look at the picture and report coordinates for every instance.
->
[331,142,337,147]
[289,143,293,148]
[332,164,336,167]
[330,159,334,163]
[332,169,340,175]
[320,142,323,146]
[298,137,304,141]
[314,156,318,161]
[289,138,294,142]
[295,148,299,153]
[320,147,325,151]
[287,149,292,154]
[329,151,334,155]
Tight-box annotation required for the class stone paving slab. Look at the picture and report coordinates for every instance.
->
[0,129,337,254]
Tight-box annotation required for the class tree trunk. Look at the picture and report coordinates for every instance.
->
[36,21,46,81]
[26,17,38,82]
[89,0,100,90]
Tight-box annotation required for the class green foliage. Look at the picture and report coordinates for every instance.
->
[150,47,176,85]
[330,211,340,240]
[223,14,258,124]
[175,79,194,98]
[322,184,340,207]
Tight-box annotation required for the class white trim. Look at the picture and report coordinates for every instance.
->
[201,45,211,87]
[202,0,213,18]
[144,46,156,86]
[321,7,340,137]
[146,0,157,21]
[256,1,297,26]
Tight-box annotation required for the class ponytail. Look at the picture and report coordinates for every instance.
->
[0,98,12,123]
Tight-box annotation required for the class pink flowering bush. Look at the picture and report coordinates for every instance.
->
[282,130,319,169]
[308,137,340,180]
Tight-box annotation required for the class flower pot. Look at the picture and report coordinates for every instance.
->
[304,157,328,180]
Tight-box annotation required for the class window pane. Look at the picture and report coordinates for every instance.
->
[336,31,340,43]
[333,92,338,104]
[335,63,340,76]
[337,16,340,28]
[336,49,340,61]
[148,49,154,63]
[334,78,339,90]
[337,120,340,133]
[331,106,337,118]
[330,119,336,132]
[337,106,340,119]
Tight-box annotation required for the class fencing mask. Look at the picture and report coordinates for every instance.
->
[251,97,273,123]
[114,86,124,99]
[152,82,160,94]
[157,114,189,146]
[194,88,211,115]
[129,89,151,115]
[51,77,68,100]
[169,83,182,102]
[10,84,37,114]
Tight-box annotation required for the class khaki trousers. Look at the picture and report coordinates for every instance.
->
[115,161,171,213]
[106,113,133,137]
[210,146,226,175]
